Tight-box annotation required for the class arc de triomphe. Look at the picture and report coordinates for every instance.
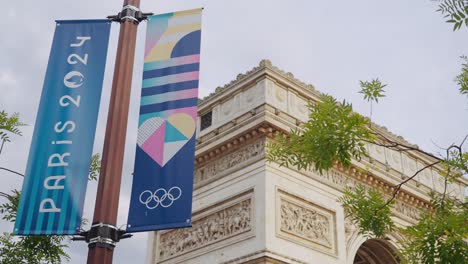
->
[145,60,466,264]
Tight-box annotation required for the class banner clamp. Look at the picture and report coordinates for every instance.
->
[107,5,153,24]
[72,223,132,249]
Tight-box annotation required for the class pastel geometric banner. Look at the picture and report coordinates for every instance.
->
[127,9,202,233]
[14,20,111,235]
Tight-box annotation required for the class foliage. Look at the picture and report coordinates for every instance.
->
[399,195,468,264]
[88,153,101,181]
[267,68,468,263]
[0,191,70,264]
[0,153,101,263]
[456,55,468,95]
[443,145,468,180]
[339,185,394,238]
[267,95,375,174]
[436,0,468,31]
[0,111,25,143]
[0,110,101,263]
[359,79,386,103]
[0,190,20,222]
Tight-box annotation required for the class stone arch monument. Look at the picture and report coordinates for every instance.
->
[145,60,466,264]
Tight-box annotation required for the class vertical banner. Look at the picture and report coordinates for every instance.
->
[127,8,202,232]
[14,20,111,235]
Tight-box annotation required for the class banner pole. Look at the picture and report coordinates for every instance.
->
[87,0,141,263]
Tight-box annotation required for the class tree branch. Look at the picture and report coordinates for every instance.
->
[0,167,24,177]
[380,160,441,209]
[460,133,468,147]
[0,191,11,199]
[0,140,4,157]
[367,128,442,161]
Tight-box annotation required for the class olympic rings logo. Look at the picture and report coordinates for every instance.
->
[139,187,182,209]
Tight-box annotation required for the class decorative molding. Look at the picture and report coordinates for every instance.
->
[157,190,255,262]
[195,138,265,187]
[311,164,426,222]
[276,189,338,257]
[221,249,308,264]
[196,117,433,223]
[344,217,356,242]
[196,122,271,165]
[199,59,319,105]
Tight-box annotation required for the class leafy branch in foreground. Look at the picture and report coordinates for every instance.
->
[456,55,468,95]
[359,78,386,103]
[339,185,394,238]
[0,191,70,264]
[267,95,375,174]
[0,111,25,144]
[267,72,468,263]
[400,195,468,264]
[88,153,101,181]
[436,0,468,31]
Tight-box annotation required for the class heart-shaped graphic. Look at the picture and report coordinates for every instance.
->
[137,113,196,167]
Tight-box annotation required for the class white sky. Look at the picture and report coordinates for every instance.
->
[1,1,467,263]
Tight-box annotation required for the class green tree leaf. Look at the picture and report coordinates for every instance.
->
[267,95,375,173]
[359,79,387,103]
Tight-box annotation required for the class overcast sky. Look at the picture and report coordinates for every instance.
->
[1,1,467,263]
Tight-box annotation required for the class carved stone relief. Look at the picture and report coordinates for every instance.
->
[158,192,254,262]
[275,86,287,103]
[243,83,264,110]
[403,157,417,177]
[312,168,359,193]
[394,200,420,220]
[211,104,221,126]
[313,168,425,221]
[433,173,446,194]
[273,86,288,112]
[287,92,308,122]
[194,138,265,187]
[417,163,433,189]
[276,189,337,256]
[368,144,386,164]
[263,78,276,100]
[363,143,465,201]
[385,148,402,170]
[222,97,236,117]
[295,95,308,121]
[344,218,355,241]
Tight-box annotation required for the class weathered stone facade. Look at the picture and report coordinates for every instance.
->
[158,191,253,262]
[146,61,467,264]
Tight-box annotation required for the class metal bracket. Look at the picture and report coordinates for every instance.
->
[107,5,153,24]
[72,223,132,249]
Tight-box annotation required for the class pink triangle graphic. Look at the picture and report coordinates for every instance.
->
[141,122,166,166]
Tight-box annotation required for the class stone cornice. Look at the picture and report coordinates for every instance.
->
[221,249,308,264]
[194,117,431,218]
[193,60,465,223]
[197,60,447,171]
[194,101,445,207]
[199,59,320,107]
[196,120,441,221]
[195,122,272,167]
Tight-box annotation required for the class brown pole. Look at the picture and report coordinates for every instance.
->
[87,0,140,263]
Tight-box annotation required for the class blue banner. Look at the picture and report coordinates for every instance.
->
[14,20,111,235]
[127,9,203,233]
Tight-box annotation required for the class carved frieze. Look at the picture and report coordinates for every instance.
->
[194,138,265,187]
[158,191,254,262]
[311,167,426,221]
[276,189,337,256]
[394,200,420,221]
[344,217,356,242]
